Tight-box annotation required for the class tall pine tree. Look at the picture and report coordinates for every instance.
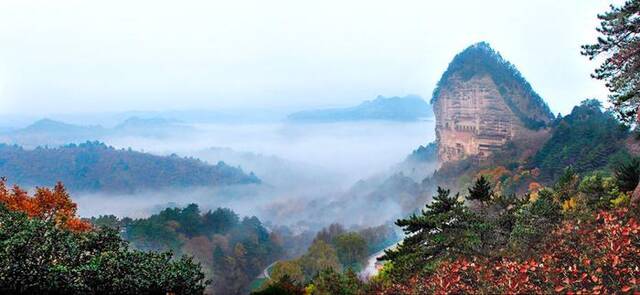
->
[582,0,639,124]
[467,176,493,205]
[379,187,479,279]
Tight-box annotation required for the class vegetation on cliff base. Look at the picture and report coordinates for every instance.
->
[530,99,630,181]
[428,98,631,196]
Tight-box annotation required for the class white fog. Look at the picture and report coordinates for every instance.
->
[69,119,436,230]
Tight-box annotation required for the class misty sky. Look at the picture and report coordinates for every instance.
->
[0,0,618,117]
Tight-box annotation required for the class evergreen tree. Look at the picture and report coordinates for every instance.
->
[379,187,479,279]
[614,156,640,192]
[582,0,640,124]
[467,176,493,204]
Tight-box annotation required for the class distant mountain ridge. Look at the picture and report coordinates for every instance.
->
[0,116,193,147]
[0,141,260,193]
[21,119,104,134]
[287,95,433,122]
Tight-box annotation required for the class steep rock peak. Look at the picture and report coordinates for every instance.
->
[432,42,554,162]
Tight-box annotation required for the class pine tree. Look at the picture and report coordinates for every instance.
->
[379,187,478,279]
[467,176,493,204]
[614,156,640,192]
[582,0,640,124]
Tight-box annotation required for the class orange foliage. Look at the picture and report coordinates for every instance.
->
[477,166,509,184]
[528,181,542,193]
[0,178,91,232]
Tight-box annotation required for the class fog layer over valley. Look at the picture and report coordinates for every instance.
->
[1,115,437,232]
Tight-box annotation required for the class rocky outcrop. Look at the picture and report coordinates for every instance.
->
[432,42,554,162]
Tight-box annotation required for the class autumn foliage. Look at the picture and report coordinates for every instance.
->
[0,178,91,231]
[379,207,640,294]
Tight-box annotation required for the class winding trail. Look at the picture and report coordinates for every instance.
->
[257,261,277,280]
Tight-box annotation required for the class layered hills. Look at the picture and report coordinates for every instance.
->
[0,117,194,147]
[0,141,260,193]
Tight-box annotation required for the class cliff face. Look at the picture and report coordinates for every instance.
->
[432,42,554,162]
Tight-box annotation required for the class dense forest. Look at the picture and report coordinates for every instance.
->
[530,99,630,181]
[117,205,281,294]
[90,205,398,294]
[0,141,260,193]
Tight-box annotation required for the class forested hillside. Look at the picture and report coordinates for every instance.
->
[92,204,283,294]
[0,141,259,193]
[530,99,630,181]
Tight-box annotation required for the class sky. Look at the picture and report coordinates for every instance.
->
[0,0,619,117]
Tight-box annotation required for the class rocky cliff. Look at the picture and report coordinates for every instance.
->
[432,42,554,162]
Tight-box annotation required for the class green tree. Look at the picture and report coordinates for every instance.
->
[582,0,640,124]
[614,156,640,192]
[379,187,479,279]
[270,260,305,285]
[332,232,368,268]
[252,275,305,295]
[298,240,341,280]
[309,268,364,295]
[578,172,624,209]
[0,204,207,294]
[509,189,562,254]
[467,175,493,205]
[553,166,580,202]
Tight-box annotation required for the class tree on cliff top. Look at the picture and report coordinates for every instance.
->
[582,0,640,124]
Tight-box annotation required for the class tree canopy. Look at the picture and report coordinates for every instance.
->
[582,0,640,124]
[0,181,207,294]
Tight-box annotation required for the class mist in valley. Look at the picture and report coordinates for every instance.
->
[4,117,438,232]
